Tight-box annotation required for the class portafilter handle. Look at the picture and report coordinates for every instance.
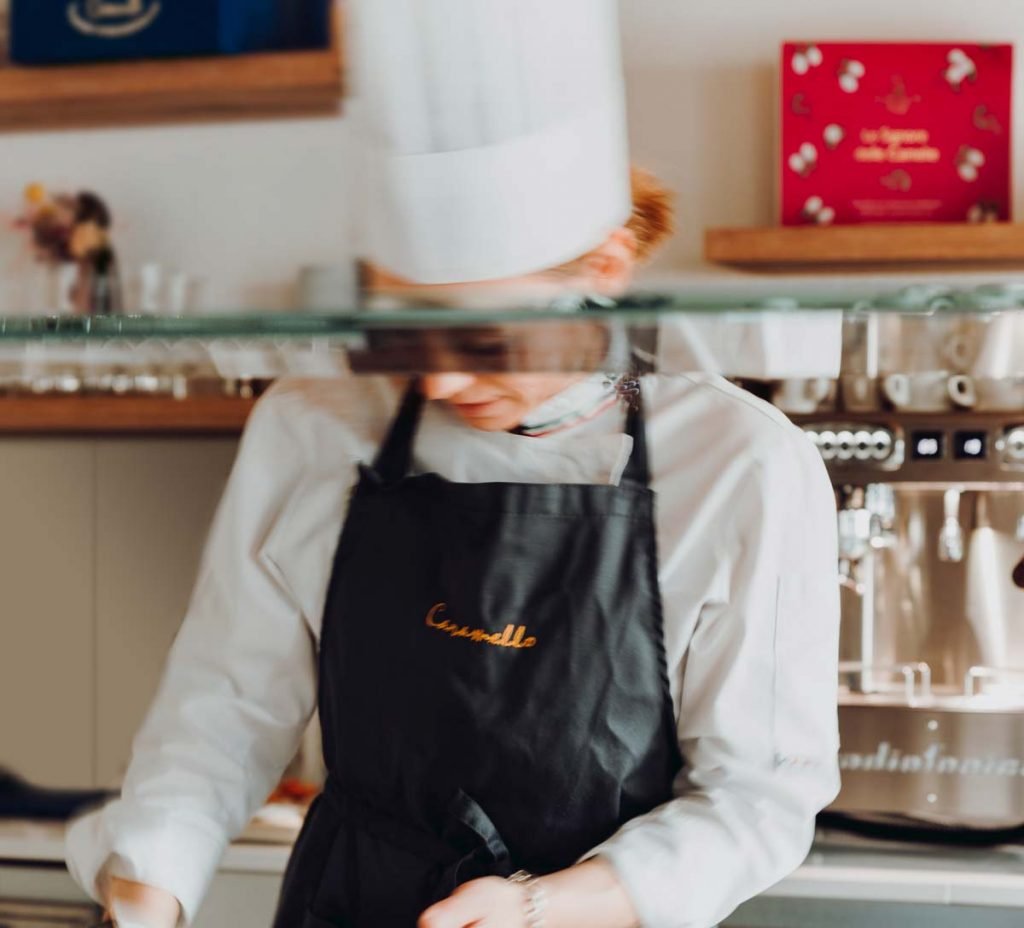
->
[865,483,897,547]
[837,507,872,561]
[937,487,964,563]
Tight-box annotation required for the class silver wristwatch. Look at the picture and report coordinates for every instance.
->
[507,870,549,928]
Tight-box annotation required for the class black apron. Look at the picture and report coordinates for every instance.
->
[274,383,682,928]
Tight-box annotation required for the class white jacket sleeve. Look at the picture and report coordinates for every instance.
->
[65,393,322,924]
[588,425,841,928]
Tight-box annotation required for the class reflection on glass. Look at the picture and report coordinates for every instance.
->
[4,286,1024,389]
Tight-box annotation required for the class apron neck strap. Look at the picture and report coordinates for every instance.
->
[374,380,425,482]
[620,391,650,488]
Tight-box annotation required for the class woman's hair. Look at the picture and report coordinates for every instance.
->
[553,167,675,276]
[626,167,675,261]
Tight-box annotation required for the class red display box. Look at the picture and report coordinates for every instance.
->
[780,42,1013,226]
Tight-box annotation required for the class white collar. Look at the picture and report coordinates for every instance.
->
[517,374,618,433]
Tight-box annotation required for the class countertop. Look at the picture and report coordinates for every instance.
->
[0,395,255,434]
[3,820,1024,907]
[0,819,290,875]
[782,830,1024,907]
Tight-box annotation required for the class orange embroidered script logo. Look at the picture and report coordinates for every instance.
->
[425,602,537,649]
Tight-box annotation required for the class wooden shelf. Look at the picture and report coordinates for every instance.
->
[705,223,1024,270]
[0,31,342,132]
[0,395,255,434]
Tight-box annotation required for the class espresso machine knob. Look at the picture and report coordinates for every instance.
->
[870,430,893,461]
[1003,427,1024,462]
[836,430,855,461]
[852,431,873,461]
[818,430,838,461]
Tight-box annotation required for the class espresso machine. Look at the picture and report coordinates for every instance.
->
[771,286,1024,834]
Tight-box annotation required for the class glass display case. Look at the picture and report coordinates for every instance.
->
[6,284,1024,911]
[1,283,1024,392]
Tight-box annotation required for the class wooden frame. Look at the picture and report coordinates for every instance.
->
[705,223,1024,270]
[0,9,343,131]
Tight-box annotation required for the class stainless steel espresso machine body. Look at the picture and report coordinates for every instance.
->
[795,409,1024,829]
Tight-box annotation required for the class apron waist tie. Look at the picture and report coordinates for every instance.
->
[321,776,515,905]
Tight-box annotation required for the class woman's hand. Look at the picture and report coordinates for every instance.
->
[105,876,181,928]
[418,876,527,928]
[418,858,640,928]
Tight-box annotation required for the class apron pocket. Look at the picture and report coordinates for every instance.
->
[433,788,514,896]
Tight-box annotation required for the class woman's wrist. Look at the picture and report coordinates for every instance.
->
[534,858,640,928]
[507,870,549,927]
[105,876,181,928]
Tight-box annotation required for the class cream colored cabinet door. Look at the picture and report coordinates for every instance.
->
[193,871,284,928]
[0,862,282,927]
[0,440,95,789]
[94,438,237,787]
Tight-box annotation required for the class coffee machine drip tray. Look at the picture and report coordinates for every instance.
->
[834,662,1024,830]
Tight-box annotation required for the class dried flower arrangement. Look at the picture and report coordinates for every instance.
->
[14,183,122,314]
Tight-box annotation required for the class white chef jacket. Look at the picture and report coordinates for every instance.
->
[66,373,841,928]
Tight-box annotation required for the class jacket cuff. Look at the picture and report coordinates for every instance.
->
[579,832,672,928]
[66,803,228,926]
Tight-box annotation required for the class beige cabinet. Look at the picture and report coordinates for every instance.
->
[94,439,236,786]
[0,861,283,927]
[193,870,283,928]
[1,436,238,788]
[0,440,95,788]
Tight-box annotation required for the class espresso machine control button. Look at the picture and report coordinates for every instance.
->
[953,431,988,460]
[804,427,896,466]
[910,430,945,460]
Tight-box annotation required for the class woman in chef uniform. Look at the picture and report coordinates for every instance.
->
[67,2,841,927]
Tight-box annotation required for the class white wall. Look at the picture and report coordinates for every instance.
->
[2,0,1024,312]
[618,0,1024,270]
[0,119,355,312]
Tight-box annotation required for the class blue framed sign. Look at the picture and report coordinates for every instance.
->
[11,1,331,65]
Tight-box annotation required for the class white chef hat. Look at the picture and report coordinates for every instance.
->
[348,0,631,284]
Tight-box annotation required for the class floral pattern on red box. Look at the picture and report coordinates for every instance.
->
[781,42,1013,225]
